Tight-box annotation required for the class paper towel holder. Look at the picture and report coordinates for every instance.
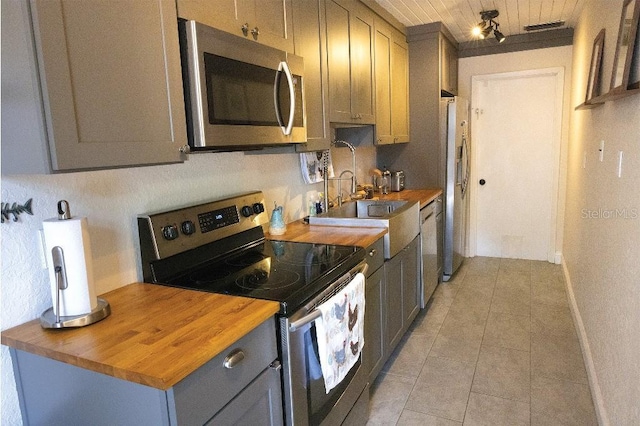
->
[40,246,111,329]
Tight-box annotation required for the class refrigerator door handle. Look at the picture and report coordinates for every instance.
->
[460,127,470,198]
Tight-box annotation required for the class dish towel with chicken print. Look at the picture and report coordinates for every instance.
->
[315,272,365,393]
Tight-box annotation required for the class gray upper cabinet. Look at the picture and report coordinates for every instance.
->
[292,0,331,152]
[440,35,458,96]
[374,18,409,145]
[1,0,188,174]
[326,0,375,125]
[177,0,294,53]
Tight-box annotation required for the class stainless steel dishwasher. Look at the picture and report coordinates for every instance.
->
[420,196,441,308]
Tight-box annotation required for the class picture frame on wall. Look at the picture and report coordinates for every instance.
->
[629,15,640,89]
[586,29,606,102]
[610,0,640,92]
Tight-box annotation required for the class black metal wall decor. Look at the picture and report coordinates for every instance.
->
[1,198,34,223]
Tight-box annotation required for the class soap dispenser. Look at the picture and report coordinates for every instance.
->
[269,202,286,235]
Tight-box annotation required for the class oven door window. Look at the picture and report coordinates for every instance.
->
[204,53,302,128]
[305,324,360,424]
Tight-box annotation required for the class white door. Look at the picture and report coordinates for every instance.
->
[470,68,563,261]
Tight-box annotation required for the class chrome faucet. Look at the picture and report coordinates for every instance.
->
[331,140,357,195]
[320,140,358,212]
[335,170,354,206]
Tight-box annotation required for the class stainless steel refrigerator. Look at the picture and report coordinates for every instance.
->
[440,97,469,281]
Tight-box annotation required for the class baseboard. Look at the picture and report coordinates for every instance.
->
[561,256,608,426]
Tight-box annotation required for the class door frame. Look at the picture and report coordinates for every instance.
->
[468,67,565,262]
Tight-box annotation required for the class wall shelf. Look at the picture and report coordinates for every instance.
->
[575,87,640,110]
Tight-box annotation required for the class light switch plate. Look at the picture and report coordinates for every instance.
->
[618,151,623,177]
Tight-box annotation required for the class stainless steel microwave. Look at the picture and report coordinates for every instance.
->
[178,20,306,150]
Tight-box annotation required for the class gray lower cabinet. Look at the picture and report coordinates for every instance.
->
[1,0,187,174]
[363,238,385,383]
[364,235,420,383]
[384,235,420,355]
[204,366,282,425]
[9,319,282,425]
[402,236,421,326]
[384,253,405,351]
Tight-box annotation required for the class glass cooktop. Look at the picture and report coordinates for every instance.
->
[164,240,364,315]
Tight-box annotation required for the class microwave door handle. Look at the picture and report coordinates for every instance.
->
[274,66,285,129]
[274,61,295,136]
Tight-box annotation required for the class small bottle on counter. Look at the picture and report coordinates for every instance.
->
[316,193,324,214]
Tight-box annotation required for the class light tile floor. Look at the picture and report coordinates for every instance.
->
[367,257,598,426]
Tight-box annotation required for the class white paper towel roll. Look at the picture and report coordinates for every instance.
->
[43,216,97,316]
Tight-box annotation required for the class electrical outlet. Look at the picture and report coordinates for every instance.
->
[599,140,604,162]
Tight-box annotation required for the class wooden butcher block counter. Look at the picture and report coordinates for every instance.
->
[377,188,442,209]
[1,283,279,390]
[267,220,388,246]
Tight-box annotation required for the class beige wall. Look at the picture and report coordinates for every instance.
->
[458,45,574,260]
[563,1,640,424]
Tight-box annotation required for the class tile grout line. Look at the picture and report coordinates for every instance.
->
[394,261,478,424]
[529,260,533,425]
[460,259,500,425]
[394,267,465,425]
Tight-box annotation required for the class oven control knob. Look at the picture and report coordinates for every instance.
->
[181,220,196,236]
[240,205,253,217]
[162,225,179,241]
[253,203,265,214]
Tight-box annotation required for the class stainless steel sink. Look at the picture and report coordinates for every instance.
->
[308,200,419,259]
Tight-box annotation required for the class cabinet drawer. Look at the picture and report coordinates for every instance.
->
[365,238,385,275]
[171,318,278,425]
[205,363,283,425]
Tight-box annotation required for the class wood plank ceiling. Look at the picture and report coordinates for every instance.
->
[373,0,585,42]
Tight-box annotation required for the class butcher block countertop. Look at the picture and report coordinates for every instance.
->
[376,188,442,209]
[1,283,279,390]
[267,220,388,247]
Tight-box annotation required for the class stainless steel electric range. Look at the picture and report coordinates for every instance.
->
[138,191,369,425]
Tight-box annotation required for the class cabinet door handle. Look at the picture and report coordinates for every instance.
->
[223,348,245,368]
[369,249,377,257]
[251,27,260,39]
[241,23,249,36]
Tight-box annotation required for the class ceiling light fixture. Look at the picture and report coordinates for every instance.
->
[472,10,506,43]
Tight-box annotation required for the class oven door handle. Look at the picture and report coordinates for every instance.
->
[289,309,322,332]
[289,261,368,332]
